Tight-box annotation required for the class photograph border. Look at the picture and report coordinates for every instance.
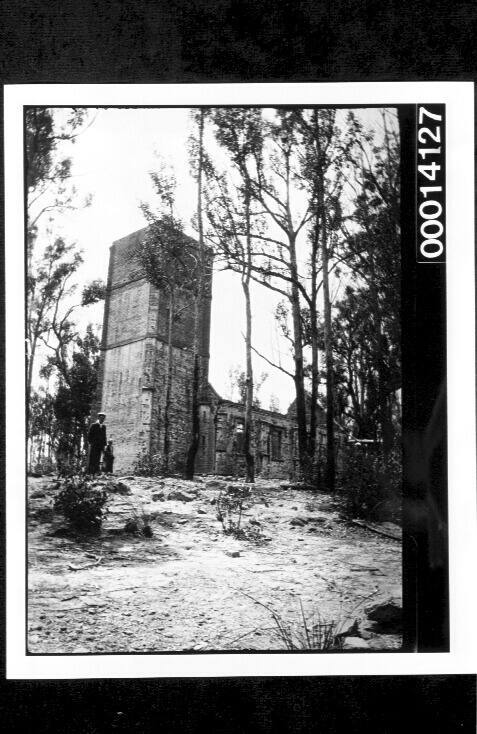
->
[5,81,475,679]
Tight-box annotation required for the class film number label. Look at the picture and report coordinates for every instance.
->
[416,105,446,262]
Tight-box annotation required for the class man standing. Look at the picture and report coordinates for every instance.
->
[87,411,107,475]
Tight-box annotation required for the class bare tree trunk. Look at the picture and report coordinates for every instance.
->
[243,279,254,482]
[163,289,175,473]
[318,170,336,492]
[289,236,309,478]
[308,221,320,475]
[367,234,393,456]
[185,109,206,479]
[26,332,39,410]
[243,187,254,483]
[282,140,309,480]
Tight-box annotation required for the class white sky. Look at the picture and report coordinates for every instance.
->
[39,106,393,411]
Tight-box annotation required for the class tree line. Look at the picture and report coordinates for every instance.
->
[26,106,401,497]
[26,108,104,472]
[138,106,401,490]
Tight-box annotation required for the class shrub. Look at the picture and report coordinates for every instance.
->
[132,450,164,477]
[124,505,154,537]
[339,443,401,522]
[240,588,379,651]
[57,455,87,478]
[216,484,252,537]
[30,458,56,476]
[133,449,185,477]
[53,475,109,531]
[239,593,344,651]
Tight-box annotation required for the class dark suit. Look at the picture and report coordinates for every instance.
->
[87,421,107,474]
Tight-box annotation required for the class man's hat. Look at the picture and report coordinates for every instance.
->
[98,411,106,416]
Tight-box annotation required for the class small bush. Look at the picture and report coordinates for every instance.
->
[240,593,344,651]
[124,505,154,538]
[103,480,131,495]
[31,458,56,476]
[133,449,185,477]
[133,451,164,477]
[53,476,109,532]
[339,444,401,522]
[242,523,271,545]
[216,484,252,537]
[57,455,87,478]
[241,588,379,651]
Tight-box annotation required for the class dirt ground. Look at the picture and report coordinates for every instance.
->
[27,475,402,653]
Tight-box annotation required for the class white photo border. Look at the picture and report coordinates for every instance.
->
[5,81,476,678]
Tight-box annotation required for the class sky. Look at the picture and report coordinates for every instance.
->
[35,106,395,411]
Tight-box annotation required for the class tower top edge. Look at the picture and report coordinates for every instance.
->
[112,223,199,250]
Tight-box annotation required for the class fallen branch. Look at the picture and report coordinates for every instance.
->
[47,605,107,613]
[350,520,401,541]
[244,568,283,573]
[57,584,159,599]
[67,556,102,571]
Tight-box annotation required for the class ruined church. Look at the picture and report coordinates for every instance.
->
[94,226,330,475]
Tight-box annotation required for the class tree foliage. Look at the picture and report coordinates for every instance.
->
[27,237,83,400]
[227,365,268,408]
[208,107,348,484]
[26,107,96,426]
[204,106,401,488]
[335,110,401,449]
[26,108,93,261]
[52,325,101,460]
[28,325,101,470]
[136,164,199,474]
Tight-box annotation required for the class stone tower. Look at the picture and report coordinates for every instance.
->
[94,226,212,472]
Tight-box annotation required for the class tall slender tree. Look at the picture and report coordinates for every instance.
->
[26,108,94,410]
[295,108,347,491]
[205,108,268,481]
[211,107,348,486]
[339,110,401,454]
[185,109,209,479]
[27,237,83,401]
[210,108,316,478]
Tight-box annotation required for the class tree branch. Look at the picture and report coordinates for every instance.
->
[250,343,294,379]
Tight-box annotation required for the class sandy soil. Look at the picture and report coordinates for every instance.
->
[27,475,402,653]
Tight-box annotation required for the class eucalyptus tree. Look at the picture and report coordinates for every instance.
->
[185,108,210,479]
[292,108,350,491]
[50,325,101,462]
[27,237,83,401]
[339,110,401,454]
[211,107,349,487]
[26,107,94,409]
[209,108,317,477]
[205,107,266,482]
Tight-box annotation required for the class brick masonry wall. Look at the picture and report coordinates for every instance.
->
[214,402,296,480]
[150,342,195,471]
[94,225,212,473]
[107,280,151,346]
[94,225,341,479]
[195,403,216,473]
[101,340,148,469]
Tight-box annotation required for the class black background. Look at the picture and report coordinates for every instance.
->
[1,0,475,731]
